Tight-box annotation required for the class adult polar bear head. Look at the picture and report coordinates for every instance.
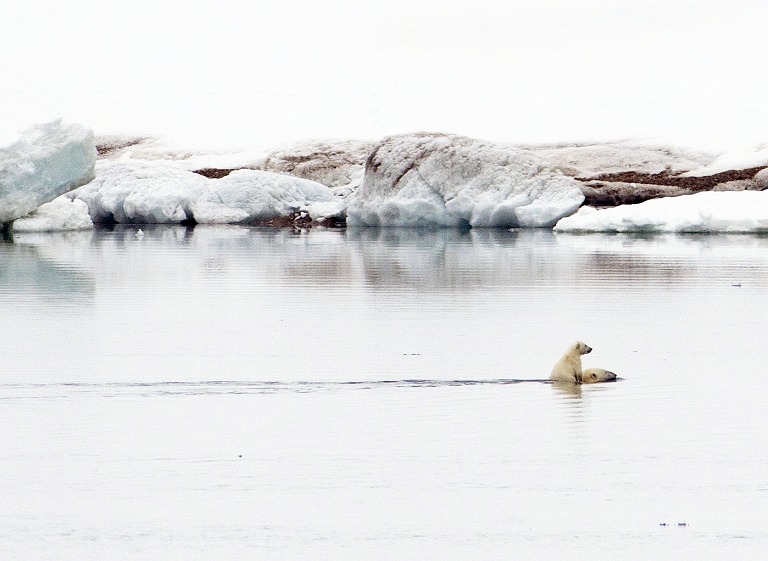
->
[581,368,618,384]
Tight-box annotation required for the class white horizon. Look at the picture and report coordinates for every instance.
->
[2,0,766,152]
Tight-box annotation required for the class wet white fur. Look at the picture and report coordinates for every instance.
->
[550,341,592,383]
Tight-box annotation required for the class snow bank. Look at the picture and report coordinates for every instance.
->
[684,145,768,177]
[96,136,372,197]
[95,135,270,172]
[12,197,93,232]
[347,133,585,228]
[69,160,340,225]
[523,142,714,178]
[69,160,209,223]
[193,169,341,224]
[554,191,768,233]
[0,120,96,223]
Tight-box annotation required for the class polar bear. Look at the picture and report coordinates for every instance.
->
[550,342,618,384]
[550,341,592,383]
[581,368,618,383]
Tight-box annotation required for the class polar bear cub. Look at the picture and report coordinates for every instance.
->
[550,341,592,383]
[550,341,617,384]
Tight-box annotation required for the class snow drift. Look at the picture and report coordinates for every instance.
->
[69,161,209,223]
[347,133,585,228]
[554,191,768,233]
[0,120,96,224]
[192,169,341,224]
[68,160,342,225]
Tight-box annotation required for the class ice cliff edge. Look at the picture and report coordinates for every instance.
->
[0,120,97,225]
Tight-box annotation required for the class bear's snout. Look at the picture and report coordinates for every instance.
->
[583,346,592,354]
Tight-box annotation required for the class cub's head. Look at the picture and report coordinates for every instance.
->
[574,341,592,355]
[581,368,618,383]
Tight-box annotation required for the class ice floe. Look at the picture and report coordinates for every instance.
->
[0,120,96,224]
[554,191,768,233]
[347,133,585,228]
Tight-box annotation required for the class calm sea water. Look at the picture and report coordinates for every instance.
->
[2,226,768,560]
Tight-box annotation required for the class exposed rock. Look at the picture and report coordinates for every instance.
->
[580,166,765,191]
[348,133,584,228]
[193,168,237,179]
[1,120,96,224]
[580,181,690,207]
[95,135,148,156]
[576,166,768,206]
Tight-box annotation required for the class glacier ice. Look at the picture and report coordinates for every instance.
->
[347,133,585,228]
[0,120,96,224]
[554,191,768,233]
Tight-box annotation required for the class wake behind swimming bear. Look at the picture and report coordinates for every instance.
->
[550,341,617,384]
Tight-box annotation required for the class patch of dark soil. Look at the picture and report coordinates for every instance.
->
[193,168,239,179]
[252,211,346,229]
[96,137,147,156]
[579,166,766,191]
[580,181,691,207]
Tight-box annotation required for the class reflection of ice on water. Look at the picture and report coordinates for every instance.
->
[0,233,95,308]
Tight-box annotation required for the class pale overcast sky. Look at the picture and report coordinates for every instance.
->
[1,0,766,150]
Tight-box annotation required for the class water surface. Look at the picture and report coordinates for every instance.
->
[1,226,767,559]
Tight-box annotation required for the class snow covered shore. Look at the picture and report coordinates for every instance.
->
[554,191,768,233]
[2,121,767,233]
